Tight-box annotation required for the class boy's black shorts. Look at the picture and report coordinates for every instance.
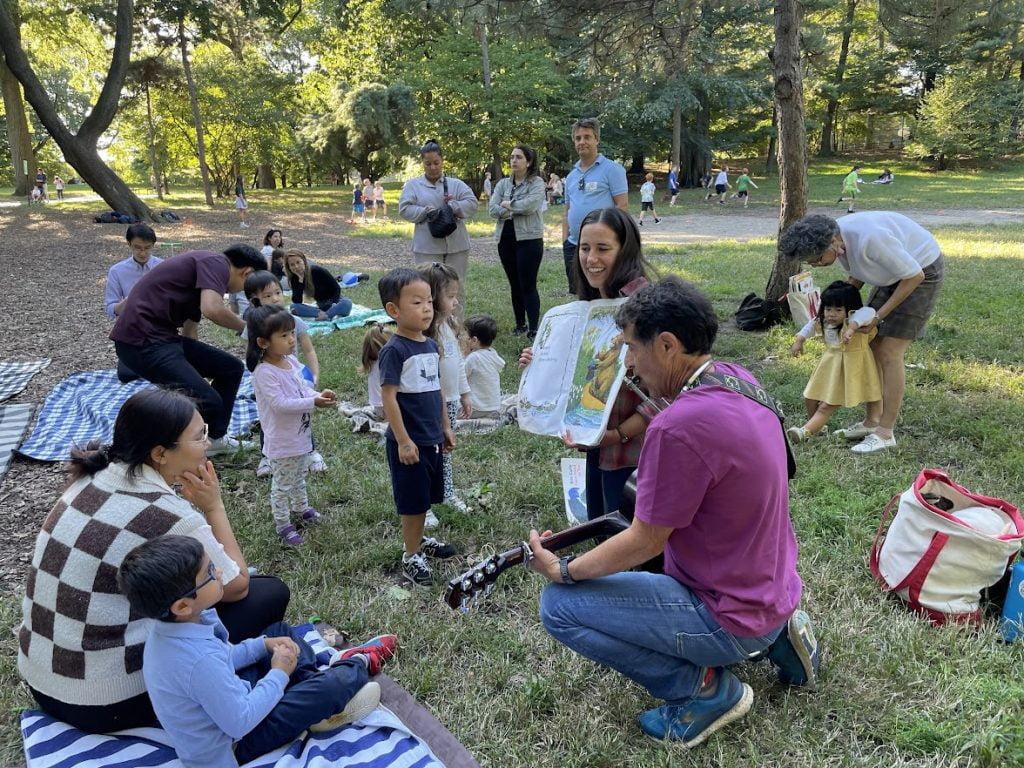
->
[386,439,444,515]
[641,201,655,211]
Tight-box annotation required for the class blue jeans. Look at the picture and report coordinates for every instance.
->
[290,297,352,319]
[540,572,783,704]
[233,622,368,764]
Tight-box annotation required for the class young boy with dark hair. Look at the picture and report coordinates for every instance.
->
[377,268,459,586]
[464,314,505,420]
[118,535,397,767]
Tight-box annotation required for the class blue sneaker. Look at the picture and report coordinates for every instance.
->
[637,668,753,746]
[767,609,820,688]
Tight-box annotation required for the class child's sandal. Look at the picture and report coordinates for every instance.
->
[277,524,304,546]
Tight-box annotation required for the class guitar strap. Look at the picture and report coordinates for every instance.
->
[697,370,797,480]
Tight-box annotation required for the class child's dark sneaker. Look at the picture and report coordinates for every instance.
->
[309,681,380,732]
[339,634,398,675]
[420,536,457,559]
[300,507,322,525]
[277,524,303,546]
[402,552,433,586]
[638,667,753,746]
[767,609,820,688]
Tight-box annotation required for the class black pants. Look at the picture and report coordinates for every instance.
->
[562,239,578,294]
[29,575,291,733]
[498,228,544,332]
[114,337,243,440]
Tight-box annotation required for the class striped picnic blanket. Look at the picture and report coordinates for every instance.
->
[18,369,259,462]
[0,403,35,484]
[0,359,50,402]
[20,624,444,768]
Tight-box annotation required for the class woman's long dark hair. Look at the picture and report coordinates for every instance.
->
[513,143,539,179]
[246,304,297,372]
[69,389,197,480]
[571,207,652,301]
[263,228,283,247]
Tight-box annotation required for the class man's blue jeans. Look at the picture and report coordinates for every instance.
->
[290,297,353,319]
[540,572,783,703]
[232,622,368,764]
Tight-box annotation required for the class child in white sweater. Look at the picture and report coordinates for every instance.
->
[464,314,505,419]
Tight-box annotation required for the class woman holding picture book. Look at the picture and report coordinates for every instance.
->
[519,207,653,518]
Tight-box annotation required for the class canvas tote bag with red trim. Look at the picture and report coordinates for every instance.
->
[870,469,1024,624]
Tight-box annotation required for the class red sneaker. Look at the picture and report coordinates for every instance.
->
[338,634,398,675]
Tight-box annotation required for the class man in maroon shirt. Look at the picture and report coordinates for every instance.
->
[111,245,266,454]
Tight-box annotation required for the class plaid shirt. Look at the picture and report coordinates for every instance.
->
[599,386,647,470]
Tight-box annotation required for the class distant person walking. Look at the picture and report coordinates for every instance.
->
[482,171,493,202]
[638,172,660,225]
[562,118,628,294]
[398,139,478,322]
[705,166,730,204]
[667,165,680,206]
[54,176,65,201]
[235,175,250,229]
[34,169,47,201]
[839,166,862,213]
[362,179,375,222]
[374,181,387,217]
[489,143,546,338]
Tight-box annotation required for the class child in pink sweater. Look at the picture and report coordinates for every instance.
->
[247,305,337,546]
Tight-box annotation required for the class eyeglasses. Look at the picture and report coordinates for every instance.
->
[174,423,209,447]
[161,560,218,618]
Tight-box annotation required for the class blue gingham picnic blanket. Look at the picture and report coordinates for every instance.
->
[0,359,50,402]
[17,370,259,462]
[305,304,393,337]
[0,403,35,484]
[20,624,444,768]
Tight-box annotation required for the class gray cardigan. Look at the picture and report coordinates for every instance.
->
[488,175,546,241]
[398,175,478,254]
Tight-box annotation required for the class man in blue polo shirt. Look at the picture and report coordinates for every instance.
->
[563,118,629,294]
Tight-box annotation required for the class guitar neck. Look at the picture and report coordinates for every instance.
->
[497,512,630,568]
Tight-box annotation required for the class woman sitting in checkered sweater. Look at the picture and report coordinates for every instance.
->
[17,388,291,734]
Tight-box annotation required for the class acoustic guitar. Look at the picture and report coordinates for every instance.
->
[443,512,630,611]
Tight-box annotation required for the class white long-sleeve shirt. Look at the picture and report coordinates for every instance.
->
[797,306,876,340]
[837,212,940,287]
[437,323,470,402]
[465,347,506,412]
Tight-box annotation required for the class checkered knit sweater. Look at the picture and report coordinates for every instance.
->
[18,462,207,706]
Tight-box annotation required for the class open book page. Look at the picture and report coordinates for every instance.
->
[518,299,627,446]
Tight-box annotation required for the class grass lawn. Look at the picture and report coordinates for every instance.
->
[5,156,1023,231]
[2,223,1023,766]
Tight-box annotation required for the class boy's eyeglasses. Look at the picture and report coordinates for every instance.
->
[161,560,218,618]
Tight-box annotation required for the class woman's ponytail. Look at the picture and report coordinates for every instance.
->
[68,442,114,481]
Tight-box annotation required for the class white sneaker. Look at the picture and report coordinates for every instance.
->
[851,433,896,454]
[786,426,828,443]
[207,435,254,456]
[308,451,327,473]
[424,510,439,529]
[444,495,469,513]
[309,681,381,732]
[256,456,271,477]
[833,421,874,441]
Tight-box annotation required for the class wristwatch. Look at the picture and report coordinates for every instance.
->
[615,426,628,443]
[559,555,577,585]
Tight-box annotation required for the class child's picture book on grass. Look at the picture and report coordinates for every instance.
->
[518,299,627,447]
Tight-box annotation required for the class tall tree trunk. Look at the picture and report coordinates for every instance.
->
[478,21,501,179]
[305,160,312,187]
[0,0,152,219]
[178,21,214,207]
[765,0,809,303]
[629,152,645,174]
[0,53,33,196]
[671,101,681,170]
[143,82,163,200]
[819,0,857,156]
[681,87,710,187]
[765,105,779,176]
[257,162,276,190]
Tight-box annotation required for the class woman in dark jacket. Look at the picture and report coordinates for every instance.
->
[283,249,353,320]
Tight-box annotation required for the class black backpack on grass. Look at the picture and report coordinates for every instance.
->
[736,293,786,331]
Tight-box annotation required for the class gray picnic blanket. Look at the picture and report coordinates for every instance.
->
[0,358,50,402]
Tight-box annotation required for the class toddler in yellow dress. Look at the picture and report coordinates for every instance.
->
[788,280,882,442]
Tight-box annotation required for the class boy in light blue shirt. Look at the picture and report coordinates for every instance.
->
[118,536,397,768]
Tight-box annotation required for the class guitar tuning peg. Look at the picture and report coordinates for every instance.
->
[484,563,496,574]
[473,571,485,583]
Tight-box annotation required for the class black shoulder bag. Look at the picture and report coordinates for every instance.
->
[427,176,459,239]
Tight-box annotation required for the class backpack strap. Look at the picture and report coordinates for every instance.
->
[698,370,797,480]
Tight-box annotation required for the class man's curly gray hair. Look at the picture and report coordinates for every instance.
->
[778,214,841,263]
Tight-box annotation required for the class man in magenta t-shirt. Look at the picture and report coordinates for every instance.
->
[528,277,819,747]
[111,245,266,454]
